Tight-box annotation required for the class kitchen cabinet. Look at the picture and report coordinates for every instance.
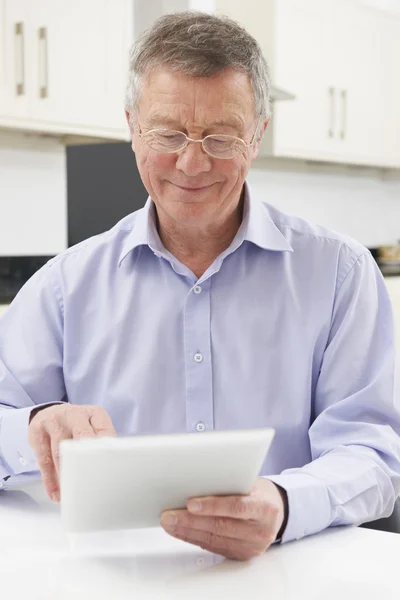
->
[215,0,400,168]
[0,0,31,121]
[0,0,399,167]
[327,1,400,168]
[0,0,131,141]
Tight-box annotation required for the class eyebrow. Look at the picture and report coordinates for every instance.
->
[147,115,244,133]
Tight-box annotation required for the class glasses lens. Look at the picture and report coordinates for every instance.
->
[203,135,244,159]
[146,131,187,153]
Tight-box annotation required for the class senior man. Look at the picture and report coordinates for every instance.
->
[0,11,400,561]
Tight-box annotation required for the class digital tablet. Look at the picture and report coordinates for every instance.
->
[60,427,275,533]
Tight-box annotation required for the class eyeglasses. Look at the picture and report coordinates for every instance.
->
[137,121,260,160]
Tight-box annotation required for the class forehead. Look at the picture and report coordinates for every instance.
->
[138,67,255,129]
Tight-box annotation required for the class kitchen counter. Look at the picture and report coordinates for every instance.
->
[1,480,400,599]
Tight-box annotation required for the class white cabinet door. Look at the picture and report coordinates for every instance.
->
[271,0,336,161]
[0,0,4,116]
[379,13,400,168]
[1,0,32,121]
[28,0,109,132]
[215,0,339,162]
[0,0,131,139]
[330,1,398,168]
[100,0,132,137]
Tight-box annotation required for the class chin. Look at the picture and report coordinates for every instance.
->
[165,200,213,225]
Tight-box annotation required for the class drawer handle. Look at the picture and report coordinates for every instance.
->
[38,27,48,99]
[14,22,25,96]
[340,89,347,140]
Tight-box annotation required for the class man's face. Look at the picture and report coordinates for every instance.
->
[127,67,267,228]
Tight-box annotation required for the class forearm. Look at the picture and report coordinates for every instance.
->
[268,442,400,543]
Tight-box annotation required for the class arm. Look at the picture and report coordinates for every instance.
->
[0,260,65,482]
[268,251,400,543]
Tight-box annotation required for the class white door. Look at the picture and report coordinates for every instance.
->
[28,0,123,135]
[271,0,337,161]
[379,12,400,168]
[101,0,132,137]
[1,0,32,122]
[330,1,394,167]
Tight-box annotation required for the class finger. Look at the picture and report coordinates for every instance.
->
[31,428,60,502]
[89,408,117,437]
[50,426,72,483]
[163,525,265,561]
[161,510,272,545]
[187,494,274,523]
[68,412,97,440]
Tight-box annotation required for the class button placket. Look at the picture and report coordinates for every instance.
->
[183,280,214,434]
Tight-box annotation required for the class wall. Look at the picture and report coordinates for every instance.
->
[0,131,67,256]
[358,0,400,15]
[248,159,400,247]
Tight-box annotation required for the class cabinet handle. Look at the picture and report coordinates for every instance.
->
[14,22,25,96]
[38,27,48,99]
[328,87,336,138]
[340,89,347,140]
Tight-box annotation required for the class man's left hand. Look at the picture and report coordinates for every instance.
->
[161,478,287,561]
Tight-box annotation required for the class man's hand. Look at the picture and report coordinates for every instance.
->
[28,404,116,503]
[161,478,287,561]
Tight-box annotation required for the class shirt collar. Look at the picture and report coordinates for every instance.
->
[235,181,293,253]
[118,181,293,266]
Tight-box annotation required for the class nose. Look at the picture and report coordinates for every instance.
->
[175,140,212,177]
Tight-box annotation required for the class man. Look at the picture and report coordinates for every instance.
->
[0,11,399,562]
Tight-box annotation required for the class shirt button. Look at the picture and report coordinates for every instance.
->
[194,353,203,363]
[196,422,206,432]
[194,285,202,294]
[19,457,27,466]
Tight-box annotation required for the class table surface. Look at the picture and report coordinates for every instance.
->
[0,481,399,599]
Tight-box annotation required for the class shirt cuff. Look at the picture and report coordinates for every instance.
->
[266,472,332,543]
[0,403,62,477]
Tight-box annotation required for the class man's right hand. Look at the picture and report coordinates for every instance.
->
[28,404,116,502]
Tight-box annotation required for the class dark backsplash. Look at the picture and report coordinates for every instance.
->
[0,256,54,303]
[0,135,392,306]
[0,142,148,304]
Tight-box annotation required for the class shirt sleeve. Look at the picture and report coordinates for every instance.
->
[0,260,66,482]
[268,251,400,543]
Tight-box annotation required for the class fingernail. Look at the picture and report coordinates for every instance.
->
[188,500,202,513]
[51,492,60,503]
[162,512,177,527]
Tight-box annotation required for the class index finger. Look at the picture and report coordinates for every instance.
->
[187,494,262,521]
[89,408,116,437]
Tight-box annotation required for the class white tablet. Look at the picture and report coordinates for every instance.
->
[60,427,275,533]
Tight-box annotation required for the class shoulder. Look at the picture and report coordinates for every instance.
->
[264,201,366,256]
[261,201,371,286]
[45,211,140,273]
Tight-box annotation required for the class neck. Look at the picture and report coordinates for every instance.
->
[155,193,244,279]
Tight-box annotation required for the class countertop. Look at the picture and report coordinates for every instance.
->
[0,480,399,599]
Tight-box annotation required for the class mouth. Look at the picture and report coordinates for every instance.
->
[171,183,214,192]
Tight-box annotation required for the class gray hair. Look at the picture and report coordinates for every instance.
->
[124,11,271,130]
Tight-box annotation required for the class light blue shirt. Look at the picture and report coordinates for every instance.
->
[1,183,400,543]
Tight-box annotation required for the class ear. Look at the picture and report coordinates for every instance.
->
[125,110,136,152]
[252,119,269,159]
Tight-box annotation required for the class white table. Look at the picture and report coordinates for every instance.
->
[0,481,399,600]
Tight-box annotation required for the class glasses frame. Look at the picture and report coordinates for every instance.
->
[137,119,261,159]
